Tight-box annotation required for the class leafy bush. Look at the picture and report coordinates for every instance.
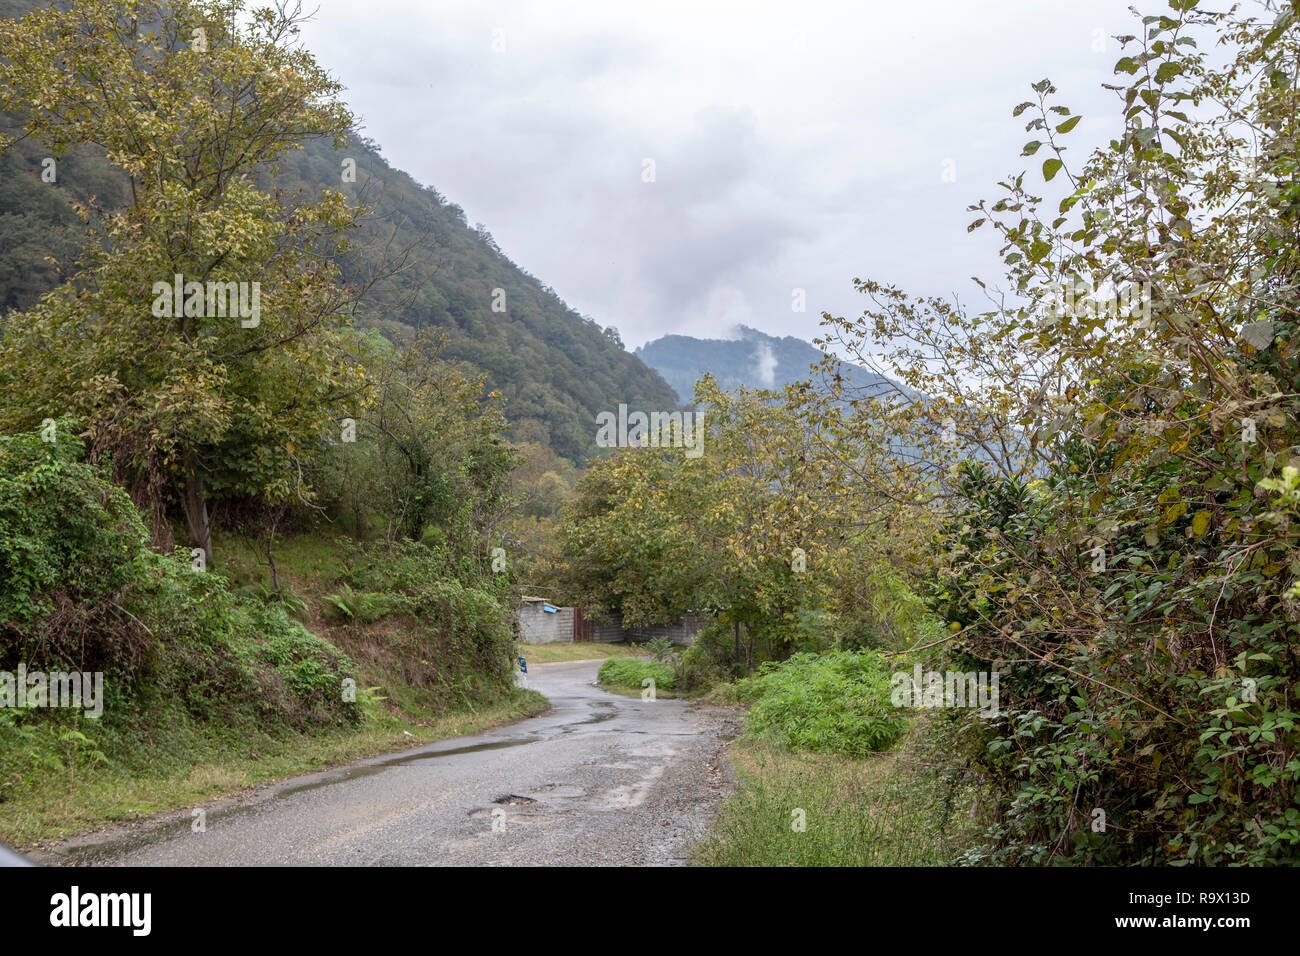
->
[732,651,909,756]
[598,658,676,691]
[827,563,938,653]
[323,583,404,624]
[233,582,310,622]
[0,424,153,665]
[679,621,746,689]
[329,540,516,709]
[788,609,838,655]
[643,635,677,663]
[936,448,1300,865]
[0,426,361,741]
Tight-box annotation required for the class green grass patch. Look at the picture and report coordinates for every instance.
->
[517,642,644,664]
[693,720,985,866]
[597,658,675,692]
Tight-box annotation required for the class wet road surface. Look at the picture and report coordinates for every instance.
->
[35,660,738,866]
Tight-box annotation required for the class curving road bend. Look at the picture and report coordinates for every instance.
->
[35,660,739,867]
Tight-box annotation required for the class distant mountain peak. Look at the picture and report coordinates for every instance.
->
[634,326,891,404]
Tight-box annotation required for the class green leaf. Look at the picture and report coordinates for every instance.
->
[1056,116,1082,134]
[1043,158,1064,182]
[1155,62,1183,84]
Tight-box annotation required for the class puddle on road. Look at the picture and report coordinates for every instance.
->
[558,701,617,734]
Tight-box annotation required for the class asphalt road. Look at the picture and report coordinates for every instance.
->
[38,660,738,867]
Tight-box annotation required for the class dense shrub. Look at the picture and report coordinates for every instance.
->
[679,621,745,689]
[598,658,676,691]
[732,651,909,755]
[0,425,152,667]
[0,427,361,744]
[828,563,938,653]
[935,445,1300,866]
[331,539,516,708]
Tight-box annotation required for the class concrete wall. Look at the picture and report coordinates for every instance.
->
[517,602,575,644]
[517,602,710,646]
[591,612,709,646]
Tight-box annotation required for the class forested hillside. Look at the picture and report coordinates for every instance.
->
[271,137,680,461]
[0,0,679,463]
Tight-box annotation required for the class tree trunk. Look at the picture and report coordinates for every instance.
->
[181,464,213,566]
[128,463,173,553]
[266,504,286,592]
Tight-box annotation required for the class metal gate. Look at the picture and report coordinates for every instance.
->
[573,606,594,642]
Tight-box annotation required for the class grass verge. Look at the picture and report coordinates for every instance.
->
[693,718,987,866]
[516,642,646,664]
[10,688,547,850]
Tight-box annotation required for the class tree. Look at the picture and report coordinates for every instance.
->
[559,375,841,669]
[362,333,516,550]
[0,0,364,562]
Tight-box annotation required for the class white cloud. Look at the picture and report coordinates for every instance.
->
[753,340,778,388]
[299,0,1150,348]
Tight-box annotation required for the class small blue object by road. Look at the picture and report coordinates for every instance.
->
[518,656,527,674]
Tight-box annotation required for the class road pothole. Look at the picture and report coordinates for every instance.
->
[531,783,586,799]
[492,794,536,806]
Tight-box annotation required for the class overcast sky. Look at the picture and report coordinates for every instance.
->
[296,0,1158,350]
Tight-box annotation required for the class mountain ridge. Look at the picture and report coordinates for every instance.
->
[635,324,895,403]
